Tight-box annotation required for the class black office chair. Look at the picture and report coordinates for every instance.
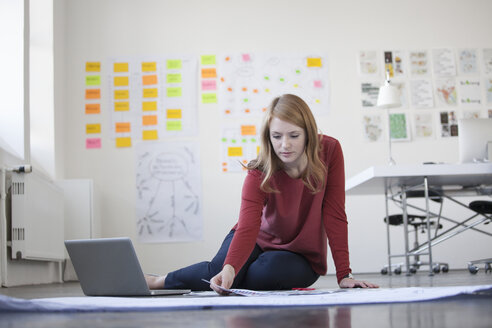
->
[381,190,449,275]
[467,200,492,274]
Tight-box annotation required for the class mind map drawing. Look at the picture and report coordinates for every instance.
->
[135,141,202,243]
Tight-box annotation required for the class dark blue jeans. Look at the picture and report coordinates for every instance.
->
[165,230,320,291]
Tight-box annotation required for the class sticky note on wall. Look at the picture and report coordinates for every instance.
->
[166,120,182,131]
[85,103,101,114]
[201,55,216,65]
[142,74,158,85]
[114,62,129,73]
[307,57,322,67]
[142,62,157,72]
[86,62,101,72]
[115,122,131,133]
[114,76,129,86]
[85,89,101,99]
[166,109,182,119]
[228,147,243,157]
[116,137,131,148]
[86,124,101,134]
[241,125,256,136]
[142,115,158,126]
[114,101,130,112]
[86,138,101,149]
[86,75,101,86]
[143,130,158,140]
[142,101,157,111]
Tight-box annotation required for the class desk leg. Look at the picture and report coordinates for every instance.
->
[402,186,411,276]
[424,177,434,276]
[385,185,392,276]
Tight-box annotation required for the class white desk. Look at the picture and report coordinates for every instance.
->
[346,163,492,275]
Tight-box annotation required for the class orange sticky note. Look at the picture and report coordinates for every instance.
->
[143,88,158,98]
[307,57,322,67]
[114,62,129,73]
[86,124,101,134]
[143,130,158,140]
[241,125,256,136]
[142,101,157,111]
[228,147,243,157]
[142,115,158,126]
[114,89,129,99]
[142,74,158,85]
[114,101,130,111]
[166,109,182,119]
[116,137,132,148]
[85,103,100,114]
[115,122,131,133]
[114,76,129,86]
[85,89,101,99]
[201,68,217,78]
[86,62,101,72]
[142,62,157,72]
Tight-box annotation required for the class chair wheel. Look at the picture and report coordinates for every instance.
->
[485,263,491,274]
[381,268,388,275]
[409,267,417,274]
[394,267,402,275]
[433,265,441,273]
[468,264,479,274]
[441,265,449,273]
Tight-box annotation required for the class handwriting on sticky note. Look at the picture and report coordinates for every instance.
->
[143,130,158,140]
[166,120,182,131]
[85,89,101,99]
[241,125,256,136]
[142,101,157,111]
[201,80,217,91]
[142,74,158,85]
[201,55,216,65]
[167,59,182,70]
[114,76,129,87]
[86,138,101,149]
[142,62,157,72]
[86,124,101,134]
[166,109,182,119]
[167,87,182,98]
[85,103,100,114]
[201,68,217,78]
[115,122,131,133]
[86,62,101,72]
[202,93,217,104]
[114,89,129,99]
[143,88,158,98]
[114,101,130,112]
[86,75,100,86]
[142,115,158,126]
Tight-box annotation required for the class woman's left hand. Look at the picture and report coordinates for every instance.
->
[339,277,379,288]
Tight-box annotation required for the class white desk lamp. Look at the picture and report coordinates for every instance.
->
[377,70,401,165]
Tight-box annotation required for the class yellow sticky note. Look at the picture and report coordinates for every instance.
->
[143,130,158,140]
[202,93,217,104]
[166,87,182,98]
[85,103,101,114]
[143,88,158,98]
[86,75,100,86]
[142,74,158,85]
[142,115,158,126]
[167,59,182,70]
[116,137,132,148]
[114,76,129,86]
[142,62,157,72]
[114,101,130,112]
[142,101,157,111]
[85,89,101,99]
[86,123,101,134]
[114,62,129,73]
[115,122,131,133]
[241,125,256,136]
[166,120,182,131]
[201,68,217,78]
[114,89,129,99]
[166,109,182,119]
[228,147,243,157]
[167,73,182,83]
[86,62,101,72]
[201,55,216,66]
[307,57,322,67]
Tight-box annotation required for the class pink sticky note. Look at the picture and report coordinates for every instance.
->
[86,138,101,149]
[201,79,217,91]
[314,80,323,88]
[242,54,251,62]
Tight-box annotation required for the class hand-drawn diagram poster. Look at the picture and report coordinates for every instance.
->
[135,141,202,243]
[218,54,330,118]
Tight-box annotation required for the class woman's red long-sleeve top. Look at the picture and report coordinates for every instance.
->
[224,135,351,283]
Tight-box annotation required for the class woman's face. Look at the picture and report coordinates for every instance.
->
[269,117,306,168]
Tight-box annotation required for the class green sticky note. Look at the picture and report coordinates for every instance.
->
[167,87,182,97]
[167,59,182,70]
[202,93,217,104]
[221,137,227,142]
[167,73,182,83]
[166,120,182,131]
[201,55,216,66]
[86,75,100,86]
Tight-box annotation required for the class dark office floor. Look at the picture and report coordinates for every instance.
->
[0,270,491,328]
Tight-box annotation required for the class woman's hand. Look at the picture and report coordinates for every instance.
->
[210,264,236,295]
[339,277,379,288]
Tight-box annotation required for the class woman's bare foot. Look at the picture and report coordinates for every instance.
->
[144,274,167,289]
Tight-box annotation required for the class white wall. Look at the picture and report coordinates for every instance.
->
[58,0,492,276]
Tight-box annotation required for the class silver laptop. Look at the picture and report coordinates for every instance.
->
[65,237,190,296]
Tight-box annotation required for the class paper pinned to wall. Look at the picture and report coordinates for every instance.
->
[135,141,202,243]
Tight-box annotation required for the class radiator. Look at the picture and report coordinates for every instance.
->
[10,171,64,261]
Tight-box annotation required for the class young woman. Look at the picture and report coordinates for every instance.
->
[147,94,378,294]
